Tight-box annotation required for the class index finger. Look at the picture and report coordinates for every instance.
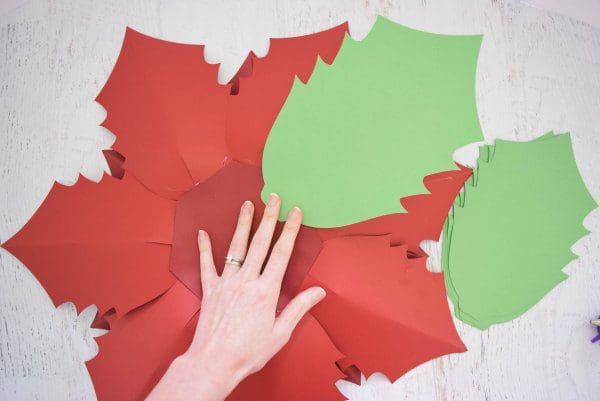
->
[262,206,303,287]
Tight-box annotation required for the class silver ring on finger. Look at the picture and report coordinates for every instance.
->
[224,255,243,267]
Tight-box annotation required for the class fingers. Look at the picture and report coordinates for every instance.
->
[263,207,302,288]
[223,200,255,278]
[198,230,217,291]
[273,287,326,344]
[243,193,281,278]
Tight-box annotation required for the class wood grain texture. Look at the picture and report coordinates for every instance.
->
[1,1,599,400]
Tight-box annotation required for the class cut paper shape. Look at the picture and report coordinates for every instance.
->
[302,235,466,379]
[262,16,483,227]
[87,282,201,401]
[170,162,322,309]
[227,23,347,165]
[98,28,230,200]
[227,314,345,401]
[318,166,472,254]
[442,133,597,329]
[102,149,125,179]
[1,173,176,316]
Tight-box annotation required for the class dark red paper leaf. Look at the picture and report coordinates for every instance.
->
[170,162,322,309]
[102,149,125,179]
[1,173,176,315]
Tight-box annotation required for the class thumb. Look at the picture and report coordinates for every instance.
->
[273,287,326,344]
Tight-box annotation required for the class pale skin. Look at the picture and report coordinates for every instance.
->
[146,194,326,401]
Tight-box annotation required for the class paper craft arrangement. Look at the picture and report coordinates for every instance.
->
[1,15,596,401]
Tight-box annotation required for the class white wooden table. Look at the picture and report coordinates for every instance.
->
[1,1,599,400]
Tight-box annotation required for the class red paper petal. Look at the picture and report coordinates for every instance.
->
[318,166,472,254]
[97,28,230,199]
[302,235,466,379]
[1,173,176,315]
[170,162,322,308]
[226,23,347,166]
[227,314,346,401]
[87,282,200,401]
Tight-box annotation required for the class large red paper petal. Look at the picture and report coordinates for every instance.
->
[318,166,472,254]
[1,173,176,315]
[170,162,322,308]
[302,235,466,379]
[226,23,347,166]
[98,28,230,199]
[87,282,200,401]
[227,314,346,401]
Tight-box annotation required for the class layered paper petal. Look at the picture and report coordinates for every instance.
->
[170,162,322,308]
[318,166,472,253]
[227,23,347,165]
[1,173,176,315]
[443,133,597,329]
[97,28,230,199]
[87,282,200,401]
[228,314,345,401]
[302,235,466,379]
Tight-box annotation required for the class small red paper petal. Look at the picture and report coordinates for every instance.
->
[318,166,472,254]
[97,28,230,199]
[1,173,176,316]
[302,235,466,379]
[170,162,322,309]
[227,313,346,401]
[102,149,125,179]
[226,23,347,166]
[87,282,200,401]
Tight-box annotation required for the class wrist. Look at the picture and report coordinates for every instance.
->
[171,351,247,400]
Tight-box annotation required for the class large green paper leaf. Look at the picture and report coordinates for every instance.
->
[262,17,483,227]
[442,133,597,329]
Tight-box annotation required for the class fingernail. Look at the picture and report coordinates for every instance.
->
[268,193,280,206]
[198,230,206,240]
[290,206,302,217]
[313,287,326,300]
[242,200,253,210]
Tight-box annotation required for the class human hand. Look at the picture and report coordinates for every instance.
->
[146,194,326,401]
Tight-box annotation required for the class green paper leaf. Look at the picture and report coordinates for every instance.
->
[262,17,484,227]
[442,133,597,329]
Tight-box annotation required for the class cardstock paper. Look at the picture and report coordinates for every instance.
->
[102,149,125,179]
[1,173,176,316]
[318,166,471,253]
[227,23,347,165]
[262,16,483,227]
[170,162,322,309]
[302,235,466,378]
[97,28,230,200]
[443,134,597,329]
